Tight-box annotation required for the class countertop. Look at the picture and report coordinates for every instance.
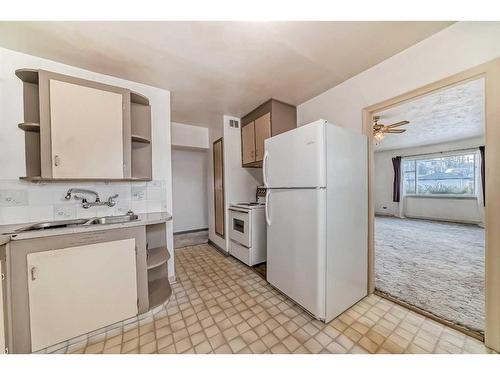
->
[0,211,172,243]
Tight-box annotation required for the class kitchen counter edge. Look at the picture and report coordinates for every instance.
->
[0,211,172,243]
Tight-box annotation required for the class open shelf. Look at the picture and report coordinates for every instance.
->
[147,275,172,310]
[147,246,169,270]
[130,98,152,180]
[130,91,150,105]
[145,223,171,309]
[18,122,40,132]
[131,134,151,144]
[15,68,39,84]
[132,141,152,180]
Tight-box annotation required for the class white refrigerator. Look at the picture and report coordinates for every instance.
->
[263,119,368,322]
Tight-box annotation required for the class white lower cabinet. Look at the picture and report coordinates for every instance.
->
[27,238,138,352]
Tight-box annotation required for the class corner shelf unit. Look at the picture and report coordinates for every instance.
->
[147,246,169,270]
[16,69,42,178]
[16,68,153,181]
[145,223,172,310]
[130,91,152,181]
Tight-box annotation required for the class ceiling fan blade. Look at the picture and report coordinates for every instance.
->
[386,121,410,128]
[386,129,406,133]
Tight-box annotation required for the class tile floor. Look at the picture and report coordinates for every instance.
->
[69,244,494,354]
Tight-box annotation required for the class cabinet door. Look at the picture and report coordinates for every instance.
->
[0,261,5,354]
[49,79,124,179]
[254,112,271,162]
[27,239,137,352]
[241,121,255,165]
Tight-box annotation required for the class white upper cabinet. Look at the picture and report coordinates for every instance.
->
[16,68,152,181]
[49,79,124,179]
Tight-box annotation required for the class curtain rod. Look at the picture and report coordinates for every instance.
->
[398,146,483,159]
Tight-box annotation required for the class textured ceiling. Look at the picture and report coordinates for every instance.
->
[0,21,453,128]
[374,77,485,152]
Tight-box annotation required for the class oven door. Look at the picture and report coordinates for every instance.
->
[229,208,251,248]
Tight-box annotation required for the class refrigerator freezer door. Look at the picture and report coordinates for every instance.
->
[266,188,326,319]
[264,120,326,188]
[324,124,368,322]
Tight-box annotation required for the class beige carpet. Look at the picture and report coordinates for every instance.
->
[375,216,485,332]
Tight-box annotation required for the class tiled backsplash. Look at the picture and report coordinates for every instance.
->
[0,179,168,225]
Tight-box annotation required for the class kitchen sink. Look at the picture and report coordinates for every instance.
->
[14,218,90,232]
[85,214,139,225]
[12,213,139,233]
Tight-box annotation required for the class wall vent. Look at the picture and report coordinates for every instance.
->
[229,119,239,128]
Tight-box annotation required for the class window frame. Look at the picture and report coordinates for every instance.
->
[402,150,478,199]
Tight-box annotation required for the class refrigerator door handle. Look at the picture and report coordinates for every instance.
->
[265,190,271,226]
[262,150,269,188]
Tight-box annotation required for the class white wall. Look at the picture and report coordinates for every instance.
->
[0,47,175,278]
[171,148,208,233]
[298,22,500,132]
[206,116,263,252]
[374,137,484,223]
[222,115,263,250]
[171,122,209,149]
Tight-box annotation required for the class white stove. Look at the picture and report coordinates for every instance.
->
[230,202,266,211]
[228,202,266,266]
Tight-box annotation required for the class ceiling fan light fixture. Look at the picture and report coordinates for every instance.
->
[372,116,410,144]
[373,131,385,142]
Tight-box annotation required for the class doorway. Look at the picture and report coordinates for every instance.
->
[171,147,209,248]
[363,59,500,351]
[373,78,485,335]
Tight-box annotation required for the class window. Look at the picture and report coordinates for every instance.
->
[403,152,476,196]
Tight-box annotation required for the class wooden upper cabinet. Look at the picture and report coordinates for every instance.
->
[254,113,271,162]
[241,121,255,164]
[241,99,296,168]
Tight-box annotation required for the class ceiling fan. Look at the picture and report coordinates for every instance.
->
[372,116,410,142]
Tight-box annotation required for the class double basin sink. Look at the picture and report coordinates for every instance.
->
[13,213,139,233]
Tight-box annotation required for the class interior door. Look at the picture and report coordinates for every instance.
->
[49,79,124,179]
[264,120,326,188]
[241,121,255,165]
[254,113,271,162]
[213,138,225,238]
[266,188,326,318]
[27,238,137,352]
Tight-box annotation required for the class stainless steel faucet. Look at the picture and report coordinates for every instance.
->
[65,188,119,209]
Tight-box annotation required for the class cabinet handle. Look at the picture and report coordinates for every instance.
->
[54,155,60,167]
[30,266,37,281]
